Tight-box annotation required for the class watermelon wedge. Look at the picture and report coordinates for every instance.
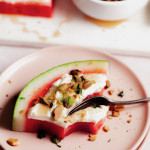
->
[12,60,109,139]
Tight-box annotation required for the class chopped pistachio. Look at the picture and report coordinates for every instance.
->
[81,76,86,81]
[103,125,109,132]
[57,83,69,92]
[70,69,81,75]
[49,103,53,108]
[63,91,70,97]
[76,88,82,94]
[53,106,63,121]
[63,96,75,108]
[112,111,120,117]
[89,134,97,141]
[39,97,49,106]
[78,82,83,89]
[127,119,131,123]
[72,82,79,90]
[48,99,53,103]
[48,87,57,100]
[83,80,93,90]
[60,97,64,102]
[67,88,75,94]
[71,77,74,82]
[108,90,114,95]
[105,80,110,89]
[73,75,82,82]
[114,105,125,112]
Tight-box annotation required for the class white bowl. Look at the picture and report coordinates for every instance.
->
[72,0,149,21]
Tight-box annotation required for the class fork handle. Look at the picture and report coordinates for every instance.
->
[112,97,150,105]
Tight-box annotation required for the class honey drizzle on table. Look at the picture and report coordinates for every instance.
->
[1,15,47,41]
[84,15,125,28]
[52,16,72,37]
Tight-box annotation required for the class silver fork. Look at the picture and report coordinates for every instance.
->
[68,95,150,116]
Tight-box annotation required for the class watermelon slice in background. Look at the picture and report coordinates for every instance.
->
[12,60,109,139]
[0,0,53,17]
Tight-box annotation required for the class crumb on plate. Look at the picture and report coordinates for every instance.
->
[7,138,20,146]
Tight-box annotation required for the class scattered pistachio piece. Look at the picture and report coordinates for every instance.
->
[19,110,25,114]
[63,91,70,97]
[114,105,125,112]
[112,111,120,117]
[105,80,110,89]
[103,125,109,132]
[108,90,114,95]
[7,138,20,146]
[89,134,97,141]
[127,119,131,123]
[107,115,113,119]
[129,114,132,118]
[72,82,79,90]
[8,80,12,84]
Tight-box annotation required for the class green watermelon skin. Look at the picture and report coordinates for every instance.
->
[12,60,109,137]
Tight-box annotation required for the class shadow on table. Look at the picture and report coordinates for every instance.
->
[0,93,19,130]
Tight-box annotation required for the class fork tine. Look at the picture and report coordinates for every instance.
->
[68,99,92,116]
[68,96,109,116]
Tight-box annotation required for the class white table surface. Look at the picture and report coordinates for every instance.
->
[1,0,150,57]
[0,45,150,150]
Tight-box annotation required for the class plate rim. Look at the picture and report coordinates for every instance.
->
[0,45,149,150]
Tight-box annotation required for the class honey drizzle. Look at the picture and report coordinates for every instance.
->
[85,15,125,28]
[52,16,72,37]
[2,15,47,41]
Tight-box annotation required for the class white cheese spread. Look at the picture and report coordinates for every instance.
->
[28,73,109,128]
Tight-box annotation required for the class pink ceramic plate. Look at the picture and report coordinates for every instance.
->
[0,46,149,150]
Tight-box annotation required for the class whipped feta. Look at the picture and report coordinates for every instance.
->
[28,73,109,128]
